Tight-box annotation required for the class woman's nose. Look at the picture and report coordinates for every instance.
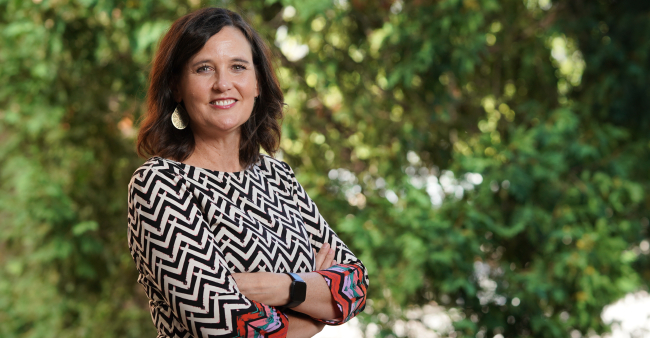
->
[213,74,233,92]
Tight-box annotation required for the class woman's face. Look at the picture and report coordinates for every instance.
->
[175,26,259,138]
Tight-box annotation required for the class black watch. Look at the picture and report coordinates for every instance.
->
[283,272,307,308]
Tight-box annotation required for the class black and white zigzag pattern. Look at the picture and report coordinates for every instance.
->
[127,155,365,338]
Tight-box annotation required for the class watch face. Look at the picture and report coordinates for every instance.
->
[293,280,307,303]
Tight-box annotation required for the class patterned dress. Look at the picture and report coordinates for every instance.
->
[127,156,368,338]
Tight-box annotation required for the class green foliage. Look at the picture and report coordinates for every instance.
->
[0,0,648,337]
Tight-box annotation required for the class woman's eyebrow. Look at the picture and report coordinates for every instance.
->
[190,57,251,68]
[230,57,251,64]
[190,59,211,68]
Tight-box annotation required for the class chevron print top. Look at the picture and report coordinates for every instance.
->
[127,155,368,338]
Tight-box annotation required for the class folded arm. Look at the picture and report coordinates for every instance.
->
[232,243,341,320]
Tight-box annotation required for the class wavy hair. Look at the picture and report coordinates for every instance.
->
[137,7,283,168]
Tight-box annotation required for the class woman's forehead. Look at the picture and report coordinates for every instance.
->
[191,26,253,63]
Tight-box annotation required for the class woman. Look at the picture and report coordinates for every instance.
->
[128,7,368,338]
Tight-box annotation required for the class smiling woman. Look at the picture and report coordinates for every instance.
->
[128,7,368,338]
[174,27,259,145]
[136,7,285,169]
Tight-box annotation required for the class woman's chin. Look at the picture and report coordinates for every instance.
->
[201,120,247,135]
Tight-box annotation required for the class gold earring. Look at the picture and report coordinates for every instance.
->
[171,104,188,130]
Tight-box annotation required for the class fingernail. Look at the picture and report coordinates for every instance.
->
[329,249,334,254]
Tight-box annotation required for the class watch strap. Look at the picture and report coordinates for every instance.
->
[284,272,307,308]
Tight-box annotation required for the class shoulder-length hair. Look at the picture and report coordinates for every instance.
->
[137,7,283,168]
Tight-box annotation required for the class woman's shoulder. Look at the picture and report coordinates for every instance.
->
[258,154,295,178]
[130,157,187,185]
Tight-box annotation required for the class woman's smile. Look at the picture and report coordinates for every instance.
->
[210,97,237,109]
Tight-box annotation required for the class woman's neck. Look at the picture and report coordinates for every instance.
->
[183,129,243,172]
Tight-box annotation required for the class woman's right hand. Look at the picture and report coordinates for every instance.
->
[313,243,336,271]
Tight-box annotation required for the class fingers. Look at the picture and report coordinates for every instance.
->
[314,242,339,270]
[323,243,336,269]
[314,243,329,270]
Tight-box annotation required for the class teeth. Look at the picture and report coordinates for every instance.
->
[212,99,236,106]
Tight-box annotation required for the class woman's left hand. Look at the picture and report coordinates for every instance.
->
[313,243,336,271]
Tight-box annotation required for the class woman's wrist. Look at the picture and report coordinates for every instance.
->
[231,272,292,306]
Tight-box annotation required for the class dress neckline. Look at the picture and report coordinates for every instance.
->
[154,156,252,177]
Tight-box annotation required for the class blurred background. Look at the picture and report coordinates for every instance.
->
[1,0,649,337]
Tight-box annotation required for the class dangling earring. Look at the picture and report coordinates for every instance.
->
[171,104,188,130]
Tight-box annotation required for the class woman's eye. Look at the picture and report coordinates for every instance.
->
[233,64,247,70]
[197,65,211,73]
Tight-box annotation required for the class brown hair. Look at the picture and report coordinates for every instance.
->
[137,7,283,168]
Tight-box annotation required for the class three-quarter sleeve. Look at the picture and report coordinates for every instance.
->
[127,165,288,338]
[283,162,369,325]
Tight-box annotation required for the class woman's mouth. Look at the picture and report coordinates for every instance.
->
[210,99,237,108]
